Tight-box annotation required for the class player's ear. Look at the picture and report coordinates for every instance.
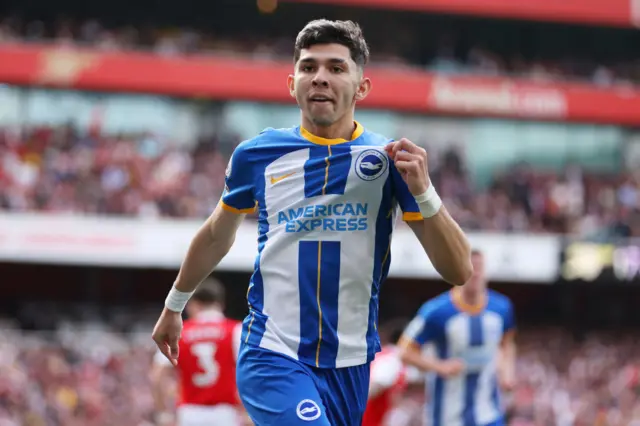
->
[355,76,371,102]
[287,74,296,98]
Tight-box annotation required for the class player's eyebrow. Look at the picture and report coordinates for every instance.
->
[299,57,349,66]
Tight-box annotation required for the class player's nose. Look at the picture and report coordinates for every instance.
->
[311,69,330,87]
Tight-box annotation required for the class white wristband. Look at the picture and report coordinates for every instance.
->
[414,184,442,219]
[165,286,195,313]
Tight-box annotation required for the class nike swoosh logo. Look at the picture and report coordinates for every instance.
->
[270,172,296,185]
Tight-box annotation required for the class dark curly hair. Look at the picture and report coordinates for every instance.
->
[294,19,370,68]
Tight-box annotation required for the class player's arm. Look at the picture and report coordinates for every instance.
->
[497,299,517,390]
[397,306,464,378]
[386,138,472,287]
[153,142,256,365]
[398,340,464,379]
[405,209,471,287]
[172,204,245,294]
[498,330,516,390]
[174,141,257,295]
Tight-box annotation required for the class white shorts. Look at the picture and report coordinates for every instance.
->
[177,404,242,426]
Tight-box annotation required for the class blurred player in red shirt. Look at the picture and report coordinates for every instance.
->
[362,321,408,426]
[150,278,245,426]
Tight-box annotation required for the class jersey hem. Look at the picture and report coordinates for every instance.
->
[251,341,375,369]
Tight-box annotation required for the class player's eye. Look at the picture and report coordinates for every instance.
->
[301,65,315,72]
[332,67,344,73]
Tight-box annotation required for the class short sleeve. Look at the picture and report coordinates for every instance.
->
[389,160,422,222]
[221,142,256,214]
[401,302,439,346]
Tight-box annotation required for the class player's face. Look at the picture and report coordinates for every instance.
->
[467,253,488,292]
[288,43,371,127]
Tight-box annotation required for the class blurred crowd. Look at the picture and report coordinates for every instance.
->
[431,150,640,237]
[1,313,639,426]
[509,328,640,426]
[1,124,639,237]
[0,327,157,426]
[0,125,233,219]
[1,14,640,86]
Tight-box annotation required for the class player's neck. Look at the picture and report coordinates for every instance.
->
[452,286,486,314]
[301,114,357,141]
[461,290,483,306]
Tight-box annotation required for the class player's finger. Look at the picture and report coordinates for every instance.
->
[152,331,166,348]
[168,338,180,363]
[156,340,173,363]
[397,138,424,155]
[390,139,407,156]
[161,342,178,367]
[392,138,424,156]
[394,160,420,175]
[385,142,398,159]
[394,150,422,163]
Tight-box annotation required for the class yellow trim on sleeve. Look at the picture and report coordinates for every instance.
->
[403,212,423,221]
[221,200,257,214]
[300,121,364,145]
[398,335,421,351]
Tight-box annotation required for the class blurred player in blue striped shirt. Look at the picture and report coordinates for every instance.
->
[399,250,517,426]
[152,19,473,426]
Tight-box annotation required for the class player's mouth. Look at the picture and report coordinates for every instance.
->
[309,95,334,104]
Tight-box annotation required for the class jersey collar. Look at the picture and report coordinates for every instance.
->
[300,121,364,146]
[450,288,487,315]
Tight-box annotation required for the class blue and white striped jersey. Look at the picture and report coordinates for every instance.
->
[402,290,515,426]
[221,122,422,369]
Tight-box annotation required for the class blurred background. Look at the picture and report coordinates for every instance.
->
[1,0,640,424]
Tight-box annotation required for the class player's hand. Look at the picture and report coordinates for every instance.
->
[499,373,516,392]
[435,359,465,378]
[152,307,183,367]
[385,138,430,196]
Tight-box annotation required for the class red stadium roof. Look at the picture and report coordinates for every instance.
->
[1,43,640,125]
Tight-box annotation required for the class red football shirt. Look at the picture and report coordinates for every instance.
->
[156,310,242,407]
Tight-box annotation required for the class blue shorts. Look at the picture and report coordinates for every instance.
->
[236,344,370,426]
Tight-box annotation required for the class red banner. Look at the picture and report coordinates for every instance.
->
[282,0,636,27]
[1,43,640,125]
